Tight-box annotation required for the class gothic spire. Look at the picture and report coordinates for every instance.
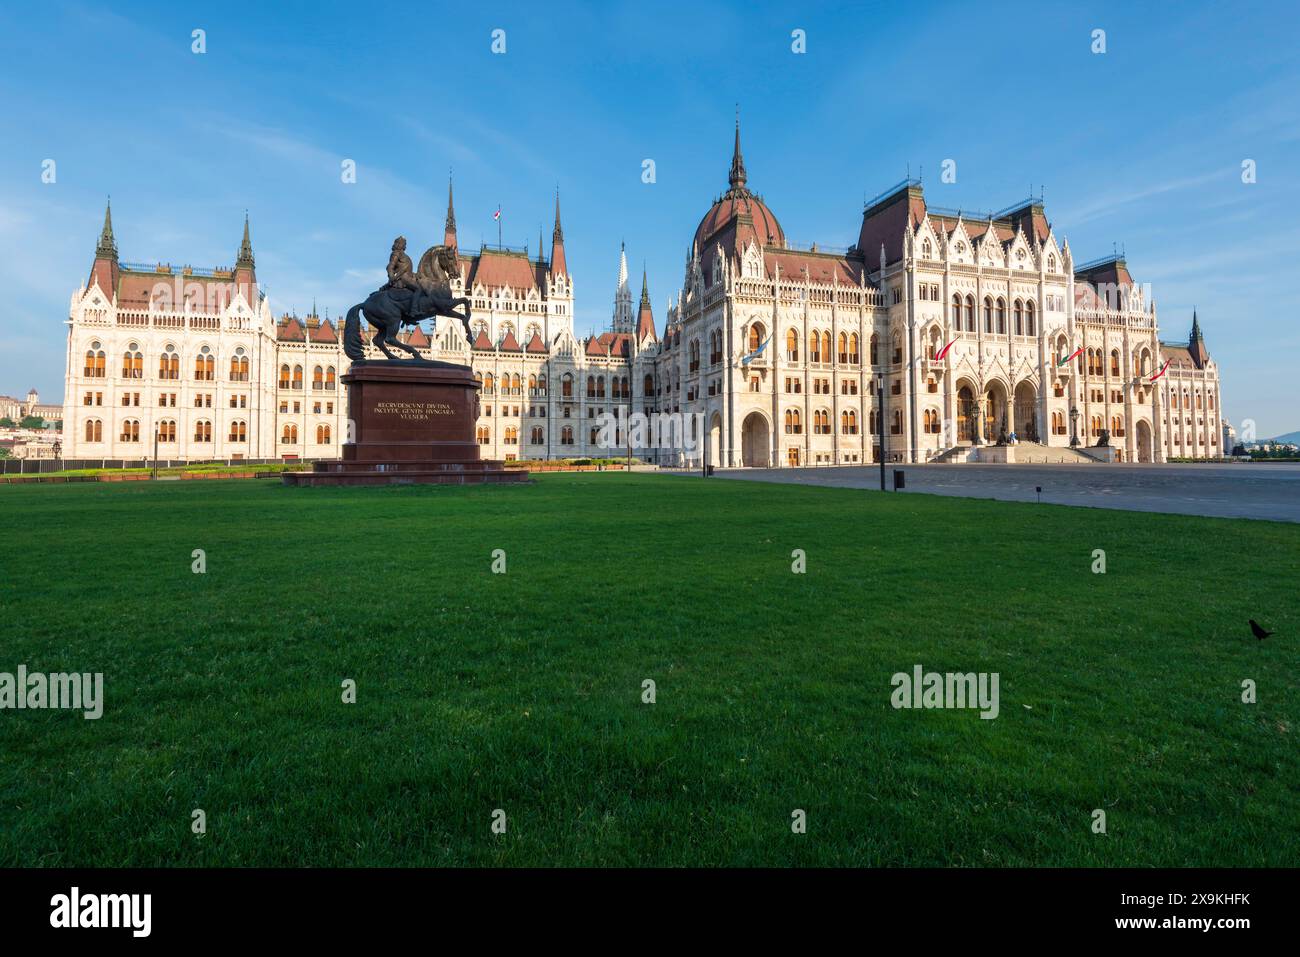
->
[95,197,117,261]
[640,263,650,307]
[236,212,255,269]
[552,188,564,243]
[728,109,747,192]
[443,172,458,249]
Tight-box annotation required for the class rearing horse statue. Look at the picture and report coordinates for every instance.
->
[342,243,473,361]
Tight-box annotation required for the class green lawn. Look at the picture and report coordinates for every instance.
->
[0,474,1296,866]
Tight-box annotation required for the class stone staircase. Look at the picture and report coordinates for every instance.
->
[930,441,1096,464]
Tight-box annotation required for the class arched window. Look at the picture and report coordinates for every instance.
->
[84,418,102,442]
[228,420,245,442]
[161,346,179,380]
[748,322,765,353]
[848,333,859,364]
[809,331,820,363]
[784,409,802,434]
[159,420,177,442]
[120,418,140,442]
[229,351,248,381]
[838,332,849,364]
[512,374,522,394]
[870,334,879,364]
[312,366,324,389]
[586,375,595,398]
[326,366,336,390]
[983,297,993,333]
[951,294,962,325]
[195,346,214,381]
[483,372,495,393]
[316,423,331,444]
[279,364,291,389]
[1025,301,1036,336]
[528,374,538,395]
[964,295,975,332]
[821,331,831,363]
[84,345,106,378]
[529,426,544,444]
[538,375,547,396]
[922,239,932,258]
[122,345,143,379]
[504,426,518,445]
[841,410,859,435]
[995,298,1006,334]
[292,365,303,390]
[562,374,573,398]
[476,425,491,444]
[597,376,606,398]
[1013,300,1023,336]
[1110,350,1120,377]
[786,328,799,362]
[195,420,213,443]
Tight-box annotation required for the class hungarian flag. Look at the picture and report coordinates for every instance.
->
[934,338,957,361]
[493,206,501,221]
[1058,346,1084,367]
[1149,358,1172,382]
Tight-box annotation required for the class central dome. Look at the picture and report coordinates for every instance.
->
[693,120,785,252]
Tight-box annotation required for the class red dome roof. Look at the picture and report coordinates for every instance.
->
[693,120,784,252]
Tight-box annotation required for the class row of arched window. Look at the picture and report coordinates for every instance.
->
[279,424,332,444]
[783,409,864,435]
[477,373,553,396]
[82,342,251,381]
[949,295,1037,336]
[278,365,337,390]
[82,418,248,443]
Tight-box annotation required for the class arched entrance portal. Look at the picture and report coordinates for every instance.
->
[1013,381,1038,442]
[708,413,722,468]
[1136,420,1153,463]
[740,411,770,468]
[985,381,1009,443]
[956,384,977,443]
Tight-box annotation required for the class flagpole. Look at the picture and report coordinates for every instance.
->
[497,204,502,250]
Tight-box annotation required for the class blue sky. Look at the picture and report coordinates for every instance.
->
[2,1,1297,434]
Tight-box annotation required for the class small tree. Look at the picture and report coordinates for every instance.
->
[19,415,44,429]
[0,417,15,428]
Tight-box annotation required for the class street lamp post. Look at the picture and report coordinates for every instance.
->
[1069,405,1080,447]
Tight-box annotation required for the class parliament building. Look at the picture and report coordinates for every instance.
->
[60,122,1225,466]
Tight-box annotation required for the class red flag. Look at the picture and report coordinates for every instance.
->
[934,338,957,361]
[1149,358,1172,382]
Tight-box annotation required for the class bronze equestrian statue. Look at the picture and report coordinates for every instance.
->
[342,239,473,361]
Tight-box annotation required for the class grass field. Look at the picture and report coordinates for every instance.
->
[1,473,1296,866]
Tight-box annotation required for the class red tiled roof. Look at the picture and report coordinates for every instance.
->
[525,331,547,353]
[472,329,493,351]
[585,336,607,357]
[406,324,430,347]
[466,250,538,292]
[309,318,337,343]
[764,251,862,285]
[500,329,522,352]
[277,317,306,341]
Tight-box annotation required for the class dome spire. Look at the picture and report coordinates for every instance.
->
[728,106,747,191]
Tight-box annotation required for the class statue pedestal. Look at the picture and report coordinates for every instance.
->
[283,361,528,486]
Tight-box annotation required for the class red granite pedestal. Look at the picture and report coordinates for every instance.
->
[282,361,528,487]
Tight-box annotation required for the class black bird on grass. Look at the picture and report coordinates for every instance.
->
[1249,619,1273,641]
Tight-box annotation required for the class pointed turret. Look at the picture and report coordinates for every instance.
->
[728,112,747,191]
[1189,309,1210,368]
[89,197,120,296]
[550,189,567,277]
[444,174,458,250]
[234,212,257,300]
[611,242,633,333]
[635,265,657,343]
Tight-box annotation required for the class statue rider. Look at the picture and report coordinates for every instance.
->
[383,236,427,313]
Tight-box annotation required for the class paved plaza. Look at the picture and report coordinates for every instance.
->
[705,462,1300,523]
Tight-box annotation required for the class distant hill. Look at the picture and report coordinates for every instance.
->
[1264,430,1300,445]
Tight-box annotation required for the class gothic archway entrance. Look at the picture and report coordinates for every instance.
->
[708,412,722,468]
[956,384,976,443]
[1136,420,1153,463]
[1013,381,1038,441]
[985,381,1009,443]
[740,411,770,468]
